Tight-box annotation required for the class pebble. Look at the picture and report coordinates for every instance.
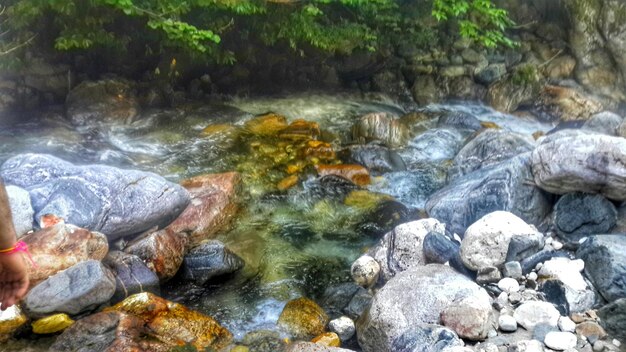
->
[498,278,520,293]
[558,316,576,333]
[351,255,380,288]
[513,301,560,330]
[503,261,523,279]
[613,339,621,347]
[477,266,502,284]
[552,240,563,250]
[593,340,606,352]
[509,292,522,304]
[544,331,577,351]
[527,272,538,281]
[328,316,355,342]
[498,314,518,332]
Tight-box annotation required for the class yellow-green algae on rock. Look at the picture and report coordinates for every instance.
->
[31,313,74,334]
[0,305,27,342]
[278,297,329,339]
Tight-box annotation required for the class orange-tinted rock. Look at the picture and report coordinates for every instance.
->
[22,223,109,287]
[278,297,329,339]
[278,175,299,191]
[244,113,288,136]
[315,164,371,186]
[303,140,336,161]
[280,119,321,140]
[480,121,501,129]
[536,85,604,121]
[168,172,241,246]
[575,321,607,339]
[124,229,188,282]
[532,131,545,140]
[107,292,233,351]
[39,214,65,228]
[201,123,239,137]
[0,306,27,343]
[312,332,341,347]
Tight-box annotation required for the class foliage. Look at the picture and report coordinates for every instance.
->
[0,0,516,67]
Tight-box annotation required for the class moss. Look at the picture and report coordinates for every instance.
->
[511,64,539,86]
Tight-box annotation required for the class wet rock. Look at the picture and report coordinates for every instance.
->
[167,172,240,246]
[312,332,341,347]
[22,223,108,287]
[577,235,626,302]
[460,211,542,271]
[49,311,158,352]
[594,305,626,351]
[286,342,354,352]
[368,219,446,283]
[423,231,459,264]
[66,79,140,126]
[316,164,371,186]
[320,283,361,319]
[340,143,406,175]
[242,330,287,352]
[5,185,33,237]
[356,264,488,352]
[280,119,321,140]
[106,292,233,350]
[278,297,330,339]
[513,301,560,331]
[448,129,534,181]
[244,113,288,136]
[180,240,244,285]
[124,228,188,282]
[476,63,507,85]
[441,293,493,340]
[487,69,542,113]
[328,316,355,342]
[305,175,359,201]
[399,128,465,166]
[24,260,116,318]
[437,111,482,131]
[344,288,372,320]
[583,112,623,135]
[0,306,27,343]
[553,193,617,243]
[0,153,190,241]
[351,255,380,288]
[544,331,577,351]
[103,251,160,303]
[367,166,447,210]
[358,200,409,236]
[31,313,74,334]
[538,258,595,314]
[618,119,626,138]
[531,130,626,201]
[351,112,409,148]
[426,153,552,236]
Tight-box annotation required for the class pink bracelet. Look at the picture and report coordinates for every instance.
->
[0,241,38,267]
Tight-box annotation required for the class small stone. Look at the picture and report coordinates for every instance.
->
[477,266,502,284]
[503,262,523,279]
[544,331,577,351]
[513,301,560,330]
[509,339,545,352]
[575,321,607,339]
[528,272,538,281]
[497,292,509,305]
[351,255,380,288]
[498,278,520,293]
[558,316,576,333]
[312,332,341,347]
[613,339,621,347]
[328,316,355,342]
[0,305,27,342]
[31,313,74,334]
[593,341,607,352]
[499,315,517,332]
[552,241,563,250]
[509,292,522,305]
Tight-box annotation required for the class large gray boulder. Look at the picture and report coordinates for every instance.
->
[426,153,552,236]
[0,153,190,240]
[5,185,34,237]
[531,130,626,201]
[24,260,116,318]
[448,130,535,181]
[356,264,490,352]
[576,234,626,302]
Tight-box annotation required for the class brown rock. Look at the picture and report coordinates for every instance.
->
[535,85,604,121]
[124,228,188,282]
[312,332,341,347]
[278,297,330,339]
[315,164,371,186]
[302,140,336,161]
[280,119,321,140]
[106,292,233,351]
[23,223,109,287]
[244,113,288,136]
[352,112,409,148]
[168,172,241,246]
[575,321,607,339]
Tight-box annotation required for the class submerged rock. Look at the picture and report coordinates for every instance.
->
[356,264,489,352]
[340,143,406,175]
[180,240,245,285]
[278,297,330,339]
[368,165,447,210]
[24,260,116,318]
[426,153,552,236]
[351,112,409,148]
[531,130,626,201]
[316,164,371,186]
[22,223,109,287]
[103,251,161,303]
[0,153,190,241]
[124,228,188,282]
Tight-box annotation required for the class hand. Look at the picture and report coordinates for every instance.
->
[0,252,29,310]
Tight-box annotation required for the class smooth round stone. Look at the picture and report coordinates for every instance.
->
[328,316,355,342]
[527,272,538,281]
[558,316,576,333]
[544,331,577,351]
[351,255,380,288]
[513,301,560,330]
[499,315,518,332]
[498,278,520,293]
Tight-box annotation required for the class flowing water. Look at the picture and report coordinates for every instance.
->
[0,92,554,348]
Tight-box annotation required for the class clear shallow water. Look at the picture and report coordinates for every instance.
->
[0,93,554,346]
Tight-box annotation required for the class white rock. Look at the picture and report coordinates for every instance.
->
[328,316,355,342]
[498,314,518,332]
[613,339,621,347]
[513,301,560,330]
[558,316,576,333]
[498,278,520,293]
[552,240,563,250]
[528,272,538,281]
[351,255,380,288]
[544,331,577,351]
[538,258,595,313]
[510,340,545,352]
[497,292,508,306]
[461,211,542,271]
